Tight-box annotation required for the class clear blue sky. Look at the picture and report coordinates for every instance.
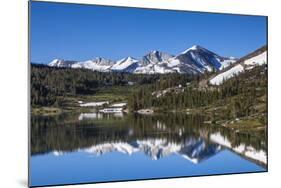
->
[30,1,267,64]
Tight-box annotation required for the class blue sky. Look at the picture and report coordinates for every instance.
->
[30,1,267,64]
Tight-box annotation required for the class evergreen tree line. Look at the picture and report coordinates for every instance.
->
[30,64,196,106]
[129,65,267,120]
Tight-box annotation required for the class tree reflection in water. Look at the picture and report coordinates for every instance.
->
[31,112,267,167]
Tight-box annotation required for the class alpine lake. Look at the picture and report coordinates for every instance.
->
[30,111,267,187]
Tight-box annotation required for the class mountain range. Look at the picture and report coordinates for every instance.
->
[48,45,237,74]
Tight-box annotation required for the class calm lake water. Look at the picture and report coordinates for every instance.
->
[30,112,267,187]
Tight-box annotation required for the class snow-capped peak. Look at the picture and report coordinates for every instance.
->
[110,56,139,73]
[114,56,138,64]
[190,45,200,50]
[48,59,60,66]
[48,59,78,68]
[91,57,115,65]
[125,56,138,62]
[174,45,236,73]
[181,45,205,54]
[140,50,173,65]
[77,57,114,72]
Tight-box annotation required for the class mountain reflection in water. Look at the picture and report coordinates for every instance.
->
[53,138,222,164]
[31,112,267,166]
[30,112,267,186]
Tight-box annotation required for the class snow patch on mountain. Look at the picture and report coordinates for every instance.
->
[244,51,267,66]
[209,47,267,85]
[78,113,104,121]
[209,64,244,85]
[219,56,237,70]
[168,59,181,67]
[134,63,175,74]
[79,101,109,107]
